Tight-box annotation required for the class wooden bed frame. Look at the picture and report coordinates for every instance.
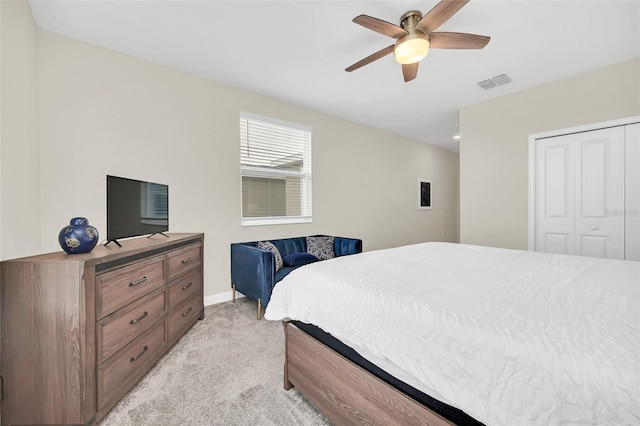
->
[283,321,455,425]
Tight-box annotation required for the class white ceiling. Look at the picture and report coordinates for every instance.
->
[29,1,640,152]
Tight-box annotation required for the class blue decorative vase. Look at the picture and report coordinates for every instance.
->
[58,217,99,254]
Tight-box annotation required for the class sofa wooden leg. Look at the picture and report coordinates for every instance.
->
[257,298,262,320]
[232,284,236,303]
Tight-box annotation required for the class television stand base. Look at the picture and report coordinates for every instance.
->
[147,232,170,238]
[104,239,122,247]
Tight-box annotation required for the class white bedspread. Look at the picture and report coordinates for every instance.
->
[264,242,640,426]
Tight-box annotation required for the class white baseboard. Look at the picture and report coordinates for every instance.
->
[204,290,245,306]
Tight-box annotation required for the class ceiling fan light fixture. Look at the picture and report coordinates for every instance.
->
[394,33,430,64]
[345,1,490,82]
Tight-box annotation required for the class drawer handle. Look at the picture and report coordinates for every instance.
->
[129,311,149,325]
[181,257,193,264]
[130,345,149,362]
[181,282,193,291]
[182,307,193,317]
[129,276,148,287]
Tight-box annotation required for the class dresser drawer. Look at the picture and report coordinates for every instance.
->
[168,268,202,310]
[96,256,166,319]
[97,320,168,410]
[97,289,167,363]
[167,244,201,281]
[168,293,203,343]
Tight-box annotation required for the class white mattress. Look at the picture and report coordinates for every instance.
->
[265,242,640,426]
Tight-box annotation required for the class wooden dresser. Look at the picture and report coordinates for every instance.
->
[0,233,204,425]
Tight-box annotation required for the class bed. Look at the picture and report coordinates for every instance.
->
[264,242,640,425]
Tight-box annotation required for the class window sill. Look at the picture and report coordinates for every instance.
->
[241,216,312,227]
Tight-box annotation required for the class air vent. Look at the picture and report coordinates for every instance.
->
[478,73,512,90]
[492,74,512,85]
[477,79,497,90]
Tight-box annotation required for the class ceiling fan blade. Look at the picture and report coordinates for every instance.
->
[429,32,490,49]
[402,62,419,82]
[353,15,408,38]
[416,0,470,34]
[346,44,395,72]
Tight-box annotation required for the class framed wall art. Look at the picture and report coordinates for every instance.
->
[419,180,431,210]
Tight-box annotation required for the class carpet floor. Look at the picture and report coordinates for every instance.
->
[98,298,331,426]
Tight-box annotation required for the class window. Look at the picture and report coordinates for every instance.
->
[240,112,312,226]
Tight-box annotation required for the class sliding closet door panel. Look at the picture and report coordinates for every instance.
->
[535,138,575,255]
[575,127,625,259]
[625,123,640,261]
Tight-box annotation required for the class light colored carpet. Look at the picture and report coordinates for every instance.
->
[98,298,331,426]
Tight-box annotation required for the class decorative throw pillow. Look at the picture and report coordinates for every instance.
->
[306,236,335,261]
[257,241,283,272]
[283,252,318,267]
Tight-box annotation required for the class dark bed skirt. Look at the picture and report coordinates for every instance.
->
[291,321,484,426]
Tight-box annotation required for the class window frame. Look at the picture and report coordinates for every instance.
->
[239,111,313,227]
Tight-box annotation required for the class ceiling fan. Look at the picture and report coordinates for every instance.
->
[345,0,490,82]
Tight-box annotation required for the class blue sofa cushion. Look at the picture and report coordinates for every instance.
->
[273,238,306,257]
[258,241,283,271]
[306,236,335,260]
[283,252,318,267]
[275,266,297,283]
[334,237,363,257]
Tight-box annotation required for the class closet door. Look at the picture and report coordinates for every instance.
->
[574,127,625,259]
[535,136,576,255]
[535,127,625,259]
[625,123,640,260]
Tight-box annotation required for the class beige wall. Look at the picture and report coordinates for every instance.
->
[29,30,459,300]
[459,58,640,250]
[0,1,41,261]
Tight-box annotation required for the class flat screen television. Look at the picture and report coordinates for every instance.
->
[106,175,169,246]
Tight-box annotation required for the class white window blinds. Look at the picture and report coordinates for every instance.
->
[240,112,312,226]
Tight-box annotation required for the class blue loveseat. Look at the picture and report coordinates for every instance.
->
[231,235,362,319]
